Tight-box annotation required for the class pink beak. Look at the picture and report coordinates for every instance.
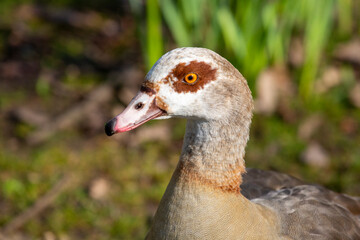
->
[105,89,165,136]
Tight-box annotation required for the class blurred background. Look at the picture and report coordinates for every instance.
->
[0,0,360,239]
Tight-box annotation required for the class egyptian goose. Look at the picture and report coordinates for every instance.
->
[105,47,360,239]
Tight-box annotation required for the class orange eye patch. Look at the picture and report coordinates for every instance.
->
[184,73,198,84]
[167,61,217,93]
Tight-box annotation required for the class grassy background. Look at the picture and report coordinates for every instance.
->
[0,0,360,239]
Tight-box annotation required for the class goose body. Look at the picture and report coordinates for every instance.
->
[105,47,360,239]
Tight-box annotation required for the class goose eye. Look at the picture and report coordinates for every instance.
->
[184,73,198,84]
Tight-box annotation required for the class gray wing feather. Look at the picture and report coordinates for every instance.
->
[242,168,360,239]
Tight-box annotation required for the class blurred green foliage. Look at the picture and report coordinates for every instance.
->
[131,0,359,99]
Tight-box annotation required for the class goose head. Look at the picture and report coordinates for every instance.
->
[105,47,253,136]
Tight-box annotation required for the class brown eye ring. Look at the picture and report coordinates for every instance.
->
[184,73,198,85]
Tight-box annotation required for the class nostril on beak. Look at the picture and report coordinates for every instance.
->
[134,102,144,110]
[105,118,117,136]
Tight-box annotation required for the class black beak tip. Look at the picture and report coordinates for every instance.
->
[105,118,117,136]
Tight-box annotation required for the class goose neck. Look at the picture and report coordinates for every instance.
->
[178,118,249,193]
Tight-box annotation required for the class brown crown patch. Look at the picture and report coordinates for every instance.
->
[166,61,217,93]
